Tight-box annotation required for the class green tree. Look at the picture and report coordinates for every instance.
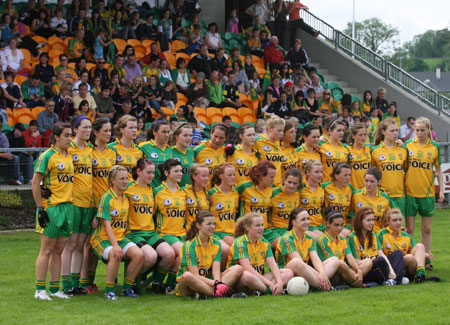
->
[344,17,399,54]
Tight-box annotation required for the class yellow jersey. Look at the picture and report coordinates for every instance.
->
[377,226,416,256]
[348,144,372,190]
[177,235,221,280]
[237,181,273,228]
[125,180,155,231]
[227,144,259,185]
[351,188,392,233]
[296,144,321,175]
[92,146,117,206]
[299,182,325,227]
[208,185,239,235]
[371,142,407,198]
[108,139,143,179]
[348,231,381,260]
[193,141,227,177]
[182,184,210,226]
[318,141,350,183]
[322,181,354,223]
[317,230,351,261]
[275,230,315,267]
[92,188,129,242]
[68,140,94,208]
[154,182,187,236]
[254,134,285,186]
[281,144,299,179]
[227,234,273,275]
[34,145,74,209]
[404,138,441,198]
[270,186,300,229]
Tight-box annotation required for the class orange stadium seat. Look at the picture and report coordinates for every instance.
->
[49,49,64,59]
[164,52,176,68]
[13,108,32,117]
[127,39,142,47]
[32,106,46,120]
[172,40,187,52]
[112,39,126,53]
[49,42,67,52]
[48,35,64,45]
[160,106,174,117]
[175,52,190,63]
[222,107,238,118]
[14,75,28,85]
[32,35,46,44]
[16,113,34,126]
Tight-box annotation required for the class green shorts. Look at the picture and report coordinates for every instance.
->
[127,230,166,249]
[214,231,234,240]
[308,224,327,232]
[162,234,185,246]
[35,202,74,238]
[72,206,96,234]
[263,228,279,243]
[91,237,135,263]
[405,194,435,218]
[271,227,288,237]
[391,196,406,216]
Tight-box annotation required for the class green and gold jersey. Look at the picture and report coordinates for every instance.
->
[351,188,392,233]
[348,144,372,190]
[182,184,210,226]
[371,142,407,198]
[108,139,143,179]
[316,230,351,261]
[171,145,196,187]
[154,182,187,236]
[92,146,117,207]
[125,180,155,231]
[322,181,354,223]
[227,144,259,185]
[92,188,129,242]
[208,185,239,234]
[237,181,273,228]
[68,140,94,208]
[227,234,273,275]
[378,226,416,256]
[299,182,325,227]
[348,231,381,260]
[296,144,321,175]
[281,144,299,179]
[404,138,441,198]
[318,141,350,183]
[34,145,74,209]
[254,134,285,186]
[270,186,300,228]
[193,141,226,177]
[275,230,315,267]
[139,140,173,187]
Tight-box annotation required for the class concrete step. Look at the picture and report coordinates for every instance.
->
[322,74,339,81]
[342,87,359,95]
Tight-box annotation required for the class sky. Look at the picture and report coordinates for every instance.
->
[307,0,449,45]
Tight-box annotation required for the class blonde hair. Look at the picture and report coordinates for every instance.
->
[169,122,192,146]
[114,115,137,138]
[348,123,367,146]
[234,212,263,238]
[303,159,322,178]
[108,165,128,187]
[383,208,402,227]
[265,116,285,130]
[374,117,397,145]
[415,117,432,139]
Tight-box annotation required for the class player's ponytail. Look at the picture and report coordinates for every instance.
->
[288,207,307,231]
[374,117,397,145]
[132,158,154,181]
[234,212,261,238]
[210,162,234,187]
[185,211,215,241]
[91,117,110,146]
[353,207,375,248]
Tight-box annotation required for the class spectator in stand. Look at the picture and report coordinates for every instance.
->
[108,54,126,81]
[158,9,173,41]
[223,71,244,109]
[273,0,288,47]
[264,36,285,70]
[1,38,25,76]
[311,75,324,98]
[0,119,22,185]
[161,80,178,109]
[6,122,34,184]
[222,115,237,145]
[112,100,133,124]
[95,85,115,120]
[36,100,58,146]
[187,44,213,78]
[375,87,389,115]
[72,70,91,95]
[50,8,68,37]
[1,14,21,44]
[144,75,162,112]
[51,69,67,97]
[140,42,167,67]
[23,119,42,150]
[204,22,223,54]
[53,84,74,122]
[267,91,291,119]
[21,74,45,108]
[267,74,283,99]
[56,54,78,83]
[206,70,226,108]
[69,7,89,34]
[68,29,89,63]
[245,0,270,26]
[52,0,68,19]
[171,58,191,95]
[383,102,400,127]
[399,116,416,142]
[76,99,96,122]
[188,117,203,147]
[186,71,209,108]
[232,61,249,95]
[136,14,169,52]
[158,59,173,85]
[287,0,319,48]
[186,24,203,55]
[143,55,160,83]
[247,28,264,57]
[74,58,88,80]
[72,82,97,113]
[32,52,55,92]
[286,39,309,69]
[210,47,227,76]
[1,71,25,108]
[31,8,54,38]
[124,54,143,84]
[89,58,109,85]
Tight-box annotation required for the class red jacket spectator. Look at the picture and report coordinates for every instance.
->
[264,36,285,65]
[23,121,42,148]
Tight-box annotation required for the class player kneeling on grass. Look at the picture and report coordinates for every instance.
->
[177,211,243,299]
[227,212,294,296]
[275,207,340,291]
[316,210,363,288]
[348,207,403,286]
[90,165,143,300]
[378,208,429,283]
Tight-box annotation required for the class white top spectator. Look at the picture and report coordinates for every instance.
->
[1,47,24,72]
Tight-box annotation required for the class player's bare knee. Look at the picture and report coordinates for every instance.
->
[229,264,243,276]
[416,242,426,252]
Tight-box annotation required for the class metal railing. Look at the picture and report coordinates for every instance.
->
[299,9,450,117]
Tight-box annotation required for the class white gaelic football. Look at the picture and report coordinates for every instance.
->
[286,277,309,296]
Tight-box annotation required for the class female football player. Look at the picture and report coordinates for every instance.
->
[170,122,195,187]
[281,121,299,178]
[296,124,321,175]
[228,123,258,185]
[183,164,210,226]
[348,123,371,190]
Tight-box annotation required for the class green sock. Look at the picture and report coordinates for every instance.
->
[165,271,176,287]
[105,282,115,294]
[35,280,46,291]
[80,278,89,288]
[71,273,80,289]
[425,259,432,265]
[416,266,425,276]
[264,285,272,295]
[88,271,96,285]
[49,281,60,294]
[62,275,71,292]
[123,277,134,290]
[153,266,169,284]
